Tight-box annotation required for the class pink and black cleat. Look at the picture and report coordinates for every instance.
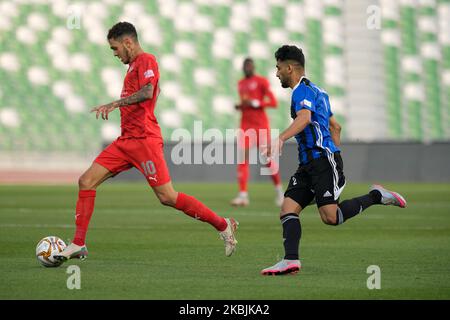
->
[261,259,301,276]
[370,184,407,208]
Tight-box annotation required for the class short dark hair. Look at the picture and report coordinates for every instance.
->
[107,22,138,41]
[274,45,305,68]
[243,57,254,64]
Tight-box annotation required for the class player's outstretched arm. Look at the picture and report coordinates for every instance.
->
[329,115,342,146]
[90,83,155,120]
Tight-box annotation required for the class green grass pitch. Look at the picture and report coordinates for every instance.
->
[1,182,449,299]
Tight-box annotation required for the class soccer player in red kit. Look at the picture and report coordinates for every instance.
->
[231,58,283,207]
[55,22,238,262]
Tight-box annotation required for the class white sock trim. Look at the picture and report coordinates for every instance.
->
[238,191,248,198]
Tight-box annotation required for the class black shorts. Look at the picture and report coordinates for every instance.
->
[284,152,346,209]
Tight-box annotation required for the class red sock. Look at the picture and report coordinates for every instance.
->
[73,190,96,246]
[267,160,281,186]
[175,192,227,231]
[238,162,249,192]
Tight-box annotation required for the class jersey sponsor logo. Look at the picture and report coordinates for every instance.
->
[144,69,154,78]
[323,190,332,197]
[300,99,312,108]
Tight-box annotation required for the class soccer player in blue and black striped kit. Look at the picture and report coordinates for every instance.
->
[261,45,407,276]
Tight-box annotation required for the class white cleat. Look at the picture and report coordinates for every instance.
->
[261,259,301,276]
[219,218,239,257]
[53,243,88,262]
[370,184,407,208]
[230,196,249,207]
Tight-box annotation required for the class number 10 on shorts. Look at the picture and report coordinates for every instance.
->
[141,160,156,176]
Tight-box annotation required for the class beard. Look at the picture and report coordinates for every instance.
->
[280,80,290,88]
[122,49,131,64]
[118,55,129,64]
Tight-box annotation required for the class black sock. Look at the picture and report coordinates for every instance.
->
[280,213,301,260]
[336,190,382,225]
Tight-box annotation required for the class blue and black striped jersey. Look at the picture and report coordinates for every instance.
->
[290,77,340,165]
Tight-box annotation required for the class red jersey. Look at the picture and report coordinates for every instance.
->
[119,52,161,139]
[237,74,277,130]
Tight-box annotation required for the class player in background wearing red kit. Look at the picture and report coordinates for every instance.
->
[55,22,238,262]
[231,58,284,207]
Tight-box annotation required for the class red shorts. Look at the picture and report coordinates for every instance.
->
[94,137,171,187]
[238,127,271,150]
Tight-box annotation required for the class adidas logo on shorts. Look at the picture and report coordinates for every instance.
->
[323,191,332,197]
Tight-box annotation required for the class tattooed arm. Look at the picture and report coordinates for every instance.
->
[91,83,155,120]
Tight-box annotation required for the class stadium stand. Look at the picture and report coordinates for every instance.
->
[0,0,449,159]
